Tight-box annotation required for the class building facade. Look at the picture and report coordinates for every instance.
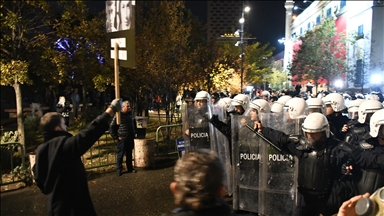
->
[285,0,384,93]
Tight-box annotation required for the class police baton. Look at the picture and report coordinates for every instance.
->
[245,124,282,152]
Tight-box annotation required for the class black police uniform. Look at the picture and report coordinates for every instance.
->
[261,127,348,216]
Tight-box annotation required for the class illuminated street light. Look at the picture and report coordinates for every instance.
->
[278,37,286,44]
[239,5,250,92]
[294,6,304,10]
[334,79,343,91]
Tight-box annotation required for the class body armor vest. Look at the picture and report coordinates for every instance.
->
[298,146,333,193]
[358,169,384,194]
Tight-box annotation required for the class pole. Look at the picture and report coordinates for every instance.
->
[114,42,121,125]
[240,11,244,93]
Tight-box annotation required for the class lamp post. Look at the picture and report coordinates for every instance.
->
[239,5,250,93]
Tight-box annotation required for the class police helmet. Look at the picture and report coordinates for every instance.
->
[250,99,271,113]
[302,113,330,138]
[194,91,210,101]
[369,109,384,138]
[358,100,383,124]
[231,94,250,111]
[217,97,232,113]
[347,99,365,120]
[323,93,346,112]
[306,98,325,114]
[286,97,308,119]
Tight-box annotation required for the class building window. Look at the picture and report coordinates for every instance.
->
[355,59,363,85]
[316,15,321,25]
[357,25,364,37]
[327,8,332,18]
[300,27,303,35]
[340,0,346,9]
[292,32,296,39]
[307,22,311,30]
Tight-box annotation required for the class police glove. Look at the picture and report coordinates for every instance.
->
[209,114,219,123]
[341,160,353,175]
[109,98,122,113]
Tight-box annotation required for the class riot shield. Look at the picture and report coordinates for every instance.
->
[211,104,233,195]
[263,111,303,135]
[231,112,301,215]
[182,103,216,152]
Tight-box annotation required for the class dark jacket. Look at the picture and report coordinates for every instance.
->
[109,111,136,140]
[33,112,112,216]
[162,198,231,216]
[327,114,349,141]
[31,92,42,104]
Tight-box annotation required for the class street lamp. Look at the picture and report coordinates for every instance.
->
[293,6,304,10]
[278,37,286,44]
[239,5,250,93]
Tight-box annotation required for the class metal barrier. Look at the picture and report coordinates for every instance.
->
[1,126,182,187]
[82,131,117,171]
[0,142,27,186]
[155,124,183,157]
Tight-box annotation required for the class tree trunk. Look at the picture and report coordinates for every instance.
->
[13,82,25,150]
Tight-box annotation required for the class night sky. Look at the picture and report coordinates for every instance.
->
[184,1,287,55]
[89,1,311,55]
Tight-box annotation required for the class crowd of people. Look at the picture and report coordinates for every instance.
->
[180,88,383,215]
[31,84,383,215]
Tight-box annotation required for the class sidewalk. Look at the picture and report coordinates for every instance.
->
[1,166,175,216]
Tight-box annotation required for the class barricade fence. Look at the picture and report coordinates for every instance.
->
[1,125,182,187]
[0,142,28,186]
[155,124,183,157]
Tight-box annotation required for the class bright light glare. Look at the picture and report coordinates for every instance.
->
[334,79,343,88]
[244,6,250,12]
[371,74,383,84]
[239,17,245,24]
[246,86,254,91]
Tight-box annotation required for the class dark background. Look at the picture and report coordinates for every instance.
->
[89,1,311,55]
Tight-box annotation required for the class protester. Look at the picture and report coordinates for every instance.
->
[30,88,43,117]
[109,100,137,176]
[164,149,231,216]
[33,98,122,216]
[71,88,80,118]
[45,85,57,112]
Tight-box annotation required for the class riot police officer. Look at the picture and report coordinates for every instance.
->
[339,109,384,195]
[323,93,349,140]
[257,113,347,215]
[343,100,383,147]
[183,91,213,151]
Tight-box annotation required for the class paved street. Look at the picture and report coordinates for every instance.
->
[1,166,175,216]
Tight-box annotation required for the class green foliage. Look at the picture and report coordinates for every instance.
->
[1,131,19,143]
[268,68,290,90]
[0,60,31,86]
[245,42,275,85]
[24,116,41,149]
[12,162,32,185]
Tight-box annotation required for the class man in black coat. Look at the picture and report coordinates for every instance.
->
[109,100,137,176]
[33,98,122,216]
